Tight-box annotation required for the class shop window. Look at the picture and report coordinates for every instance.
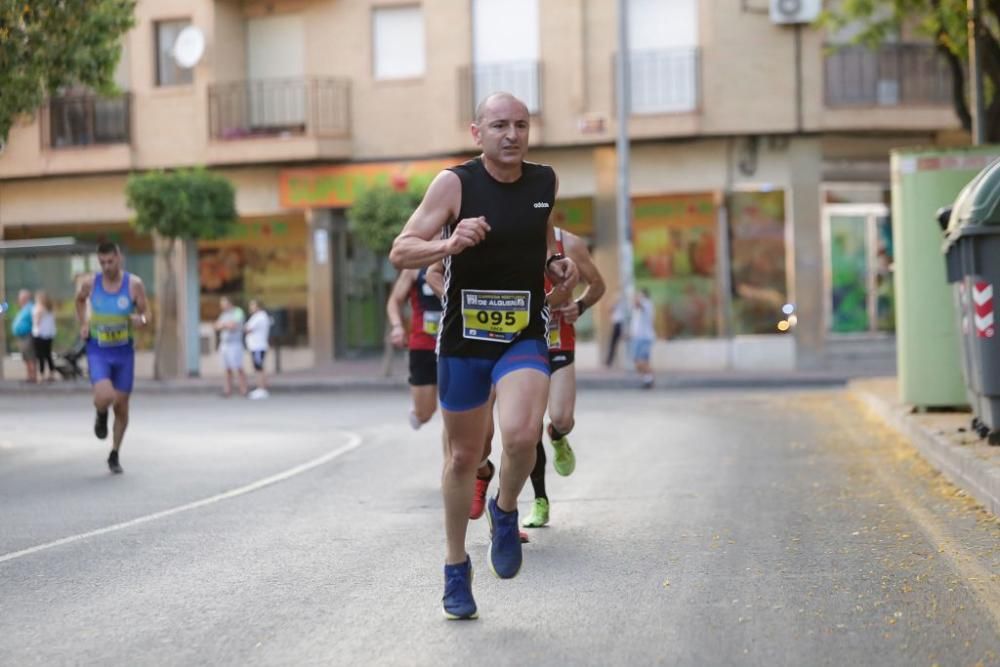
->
[824,206,894,334]
[3,229,157,355]
[632,193,719,338]
[728,191,788,335]
[156,19,194,87]
[198,218,309,347]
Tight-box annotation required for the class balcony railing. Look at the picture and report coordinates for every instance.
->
[42,93,131,149]
[824,43,952,107]
[626,47,700,115]
[458,61,541,123]
[208,78,351,140]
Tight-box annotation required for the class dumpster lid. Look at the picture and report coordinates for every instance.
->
[944,156,1000,249]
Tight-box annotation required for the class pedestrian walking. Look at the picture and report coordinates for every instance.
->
[32,290,57,383]
[244,299,271,400]
[214,296,247,398]
[75,242,151,473]
[631,288,656,389]
[11,289,37,383]
[390,91,578,620]
[605,292,626,367]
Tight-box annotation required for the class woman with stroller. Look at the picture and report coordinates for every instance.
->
[32,290,57,383]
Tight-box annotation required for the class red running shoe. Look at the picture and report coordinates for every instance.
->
[469,461,494,520]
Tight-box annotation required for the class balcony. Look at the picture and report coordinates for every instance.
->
[206,77,352,164]
[626,47,700,115]
[824,43,952,107]
[41,93,131,149]
[208,78,351,140]
[458,61,542,123]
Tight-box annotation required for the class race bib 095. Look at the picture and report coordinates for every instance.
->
[461,290,530,343]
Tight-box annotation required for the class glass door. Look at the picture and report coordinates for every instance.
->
[331,218,386,358]
[823,204,893,334]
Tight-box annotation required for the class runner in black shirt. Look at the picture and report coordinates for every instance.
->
[390,92,578,620]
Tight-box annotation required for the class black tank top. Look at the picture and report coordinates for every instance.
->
[439,157,556,359]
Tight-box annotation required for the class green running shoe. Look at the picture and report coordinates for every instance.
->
[550,436,576,476]
[522,498,550,528]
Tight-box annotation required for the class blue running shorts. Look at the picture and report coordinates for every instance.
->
[86,340,136,394]
[438,337,550,412]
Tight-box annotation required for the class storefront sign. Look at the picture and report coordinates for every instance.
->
[279,159,460,209]
[899,154,1000,175]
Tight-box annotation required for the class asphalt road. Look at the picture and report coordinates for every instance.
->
[1,389,998,666]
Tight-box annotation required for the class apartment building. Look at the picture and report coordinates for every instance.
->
[0,0,963,377]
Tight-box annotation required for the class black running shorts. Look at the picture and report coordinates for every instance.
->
[548,350,575,374]
[409,349,438,387]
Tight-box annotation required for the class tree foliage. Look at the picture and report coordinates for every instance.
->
[124,168,236,380]
[0,0,136,142]
[126,168,238,242]
[824,1,1000,139]
[347,182,425,255]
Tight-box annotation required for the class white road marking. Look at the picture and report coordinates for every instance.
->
[0,430,363,565]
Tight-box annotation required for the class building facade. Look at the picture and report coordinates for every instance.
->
[0,0,964,376]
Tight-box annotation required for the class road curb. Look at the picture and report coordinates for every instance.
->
[0,373,850,396]
[850,382,1000,518]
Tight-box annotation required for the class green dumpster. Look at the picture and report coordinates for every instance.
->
[891,147,1000,408]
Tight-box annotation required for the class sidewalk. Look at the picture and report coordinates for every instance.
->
[0,356,854,396]
[850,377,1000,517]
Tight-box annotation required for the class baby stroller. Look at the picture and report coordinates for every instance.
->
[54,338,87,381]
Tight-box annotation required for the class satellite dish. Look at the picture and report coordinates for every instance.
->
[173,26,205,69]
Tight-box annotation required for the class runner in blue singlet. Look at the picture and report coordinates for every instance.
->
[75,242,150,474]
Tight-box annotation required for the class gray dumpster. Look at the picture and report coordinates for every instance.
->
[943,159,1000,444]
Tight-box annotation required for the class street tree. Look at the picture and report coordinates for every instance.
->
[125,168,237,380]
[347,180,425,375]
[0,0,136,143]
[824,1,997,139]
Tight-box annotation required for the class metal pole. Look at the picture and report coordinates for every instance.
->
[969,0,986,145]
[615,0,635,315]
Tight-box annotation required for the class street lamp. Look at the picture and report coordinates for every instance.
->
[615,0,635,317]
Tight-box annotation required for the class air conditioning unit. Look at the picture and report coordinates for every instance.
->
[770,0,821,24]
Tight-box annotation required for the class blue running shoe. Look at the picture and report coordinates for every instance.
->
[486,496,522,579]
[442,556,478,620]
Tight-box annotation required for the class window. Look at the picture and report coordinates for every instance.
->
[627,0,699,114]
[156,19,194,87]
[628,0,697,51]
[246,14,307,130]
[728,190,789,335]
[372,6,425,80]
[471,0,540,112]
